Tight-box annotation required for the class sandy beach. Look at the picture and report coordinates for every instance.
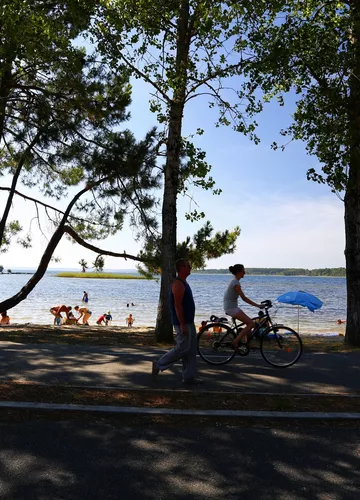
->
[0,323,158,346]
[0,322,353,352]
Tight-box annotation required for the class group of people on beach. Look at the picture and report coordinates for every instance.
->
[49,289,136,327]
[49,305,93,325]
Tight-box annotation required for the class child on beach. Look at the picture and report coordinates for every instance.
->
[126,313,134,327]
[96,311,112,326]
[63,310,78,325]
[96,314,106,325]
[74,306,92,325]
[105,311,112,325]
[0,311,10,325]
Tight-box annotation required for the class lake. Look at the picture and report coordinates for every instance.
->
[0,272,346,334]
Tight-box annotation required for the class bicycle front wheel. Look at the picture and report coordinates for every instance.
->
[260,326,302,368]
[197,323,236,365]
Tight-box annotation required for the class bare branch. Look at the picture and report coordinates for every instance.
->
[118,51,171,103]
[33,203,47,240]
[64,225,147,263]
[0,186,117,228]
[186,61,249,98]
[116,177,159,239]
[13,83,68,99]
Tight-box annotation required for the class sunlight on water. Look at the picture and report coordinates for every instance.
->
[0,272,347,334]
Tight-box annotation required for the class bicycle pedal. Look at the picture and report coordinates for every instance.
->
[237,345,249,356]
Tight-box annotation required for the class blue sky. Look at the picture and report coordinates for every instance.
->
[0,76,345,271]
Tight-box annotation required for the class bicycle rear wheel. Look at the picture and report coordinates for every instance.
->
[260,326,302,368]
[197,323,236,365]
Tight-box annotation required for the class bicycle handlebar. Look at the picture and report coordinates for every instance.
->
[261,300,272,309]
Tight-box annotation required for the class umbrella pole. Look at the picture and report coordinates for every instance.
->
[298,305,300,333]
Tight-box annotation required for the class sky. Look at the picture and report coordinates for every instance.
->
[0,63,345,271]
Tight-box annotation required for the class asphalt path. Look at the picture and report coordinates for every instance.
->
[0,342,360,393]
[0,417,359,500]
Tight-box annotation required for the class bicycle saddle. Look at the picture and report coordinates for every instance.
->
[209,315,229,322]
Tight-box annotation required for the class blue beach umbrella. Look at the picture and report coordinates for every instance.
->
[277,291,323,332]
[277,291,323,312]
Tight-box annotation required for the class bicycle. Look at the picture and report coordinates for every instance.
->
[197,300,303,368]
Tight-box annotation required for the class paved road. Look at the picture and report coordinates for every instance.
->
[1,342,360,393]
[0,416,359,500]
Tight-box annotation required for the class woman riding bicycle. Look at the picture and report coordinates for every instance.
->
[223,264,264,351]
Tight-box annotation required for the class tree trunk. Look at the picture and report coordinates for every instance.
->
[155,1,190,342]
[344,175,360,345]
[345,1,360,345]
[0,223,66,312]
[155,102,183,342]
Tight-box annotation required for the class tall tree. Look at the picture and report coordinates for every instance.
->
[0,0,97,248]
[242,1,360,345]
[94,0,278,341]
[0,2,164,311]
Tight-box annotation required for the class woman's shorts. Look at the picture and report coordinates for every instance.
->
[225,307,242,317]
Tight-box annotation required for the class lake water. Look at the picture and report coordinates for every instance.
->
[0,272,347,334]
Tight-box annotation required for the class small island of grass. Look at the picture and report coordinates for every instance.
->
[56,272,148,279]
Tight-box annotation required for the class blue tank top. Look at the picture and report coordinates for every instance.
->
[169,278,195,326]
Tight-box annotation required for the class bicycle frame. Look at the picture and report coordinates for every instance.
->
[231,304,276,337]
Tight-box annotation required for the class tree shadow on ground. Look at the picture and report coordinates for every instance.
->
[0,416,359,499]
[0,343,359,394]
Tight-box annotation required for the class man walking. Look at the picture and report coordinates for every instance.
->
[152,259,203,385]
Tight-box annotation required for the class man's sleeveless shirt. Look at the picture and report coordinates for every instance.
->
[169,278,195,326]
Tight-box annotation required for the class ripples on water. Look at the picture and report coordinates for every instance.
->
[0,272,347,334]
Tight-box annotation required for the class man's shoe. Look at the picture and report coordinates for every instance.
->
[152,361,159,380]
[182,377,204,385]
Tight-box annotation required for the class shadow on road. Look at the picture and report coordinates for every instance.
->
[0,343,359,394]
[0,417,359,499]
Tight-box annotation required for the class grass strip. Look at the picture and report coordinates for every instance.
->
[1,382,360,413]
[56,272,147,279]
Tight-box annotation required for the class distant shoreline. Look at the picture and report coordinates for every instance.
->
[194,267,346,277]
[0,270,346,278]
[192,273,346,278]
